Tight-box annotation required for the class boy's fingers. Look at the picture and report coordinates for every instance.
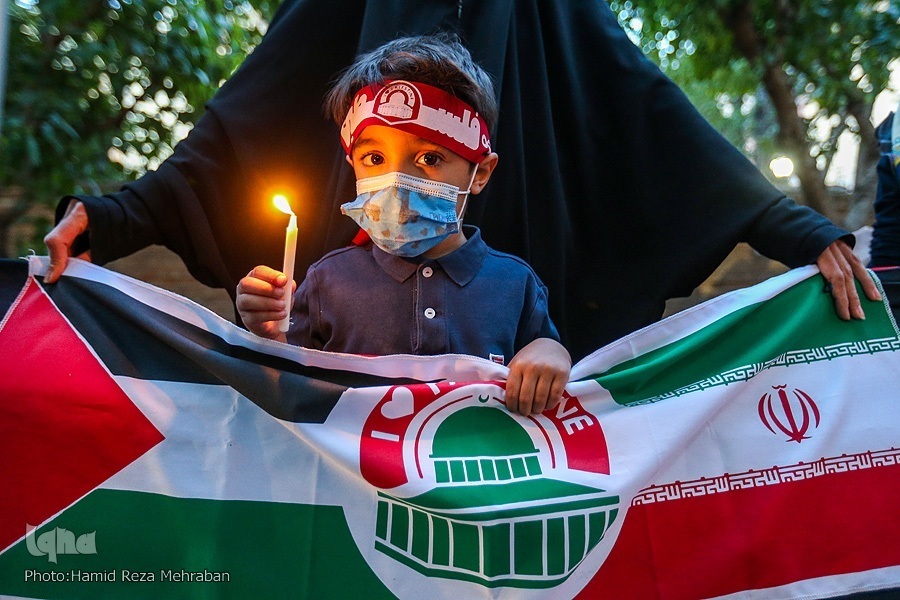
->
[532,371,569,415]
[236,293,285,315]
[239,311,283,339]
[238,273,286,298]
[505,370,522,415]
[247,265,288,287]
[515,372,537,417]
[545,377,567,411]
[236,293,285,328]
[244,311,288,326]
[236,277,268,297]
[530,375,553,416]
[236,265,293,339]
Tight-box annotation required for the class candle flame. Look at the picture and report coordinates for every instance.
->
[273,194,294,216]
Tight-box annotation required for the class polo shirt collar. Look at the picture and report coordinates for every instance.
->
[371,226,488,286]
[436,226,488,286]
[372,245,420,283]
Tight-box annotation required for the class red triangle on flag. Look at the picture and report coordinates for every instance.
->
[0,277,164,552]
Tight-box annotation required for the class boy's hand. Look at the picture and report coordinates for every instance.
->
[236,265,295,341]
[505,338,572,417]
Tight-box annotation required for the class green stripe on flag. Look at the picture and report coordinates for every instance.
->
[0,489,393,599]
[583,276,899,406]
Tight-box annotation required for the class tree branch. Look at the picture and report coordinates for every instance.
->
[821,117,848,176]
[720,0,832,217]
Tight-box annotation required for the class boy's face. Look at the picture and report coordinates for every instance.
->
[348,125,497,217]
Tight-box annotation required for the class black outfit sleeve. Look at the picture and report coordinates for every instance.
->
[59,112,237,288]
[57,0,846,360]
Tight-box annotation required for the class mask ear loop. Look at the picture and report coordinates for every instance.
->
[455,163,480,227]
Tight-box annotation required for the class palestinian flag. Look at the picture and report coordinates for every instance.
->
[1,256,899,599]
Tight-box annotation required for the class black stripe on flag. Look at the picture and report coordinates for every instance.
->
[0,260,28,322]
[36,271,419,423]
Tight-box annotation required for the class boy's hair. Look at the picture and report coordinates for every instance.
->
[325,33,498,133]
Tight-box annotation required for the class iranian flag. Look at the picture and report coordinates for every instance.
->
[1,256,899,599]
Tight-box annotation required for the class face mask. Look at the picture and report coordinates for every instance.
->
[341,170,475,257]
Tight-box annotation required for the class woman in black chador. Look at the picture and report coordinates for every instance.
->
[44,0,878,360]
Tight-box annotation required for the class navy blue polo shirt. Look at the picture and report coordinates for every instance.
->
[286,227,559,362]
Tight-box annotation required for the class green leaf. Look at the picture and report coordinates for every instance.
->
[1,0,277,252]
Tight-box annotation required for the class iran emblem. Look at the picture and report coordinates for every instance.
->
[758,384,821,443]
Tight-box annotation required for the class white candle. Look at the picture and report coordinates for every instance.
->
[274,195,297,333]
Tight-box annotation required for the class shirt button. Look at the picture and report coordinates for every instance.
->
[422,266,434,278]
[424,307,436,319]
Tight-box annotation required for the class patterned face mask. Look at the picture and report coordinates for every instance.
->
[341,171,473,257]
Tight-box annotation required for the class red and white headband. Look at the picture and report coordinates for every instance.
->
[340,80,492,164]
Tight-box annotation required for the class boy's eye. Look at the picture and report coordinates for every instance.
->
[360,153,384,166]
[417,152,443,167]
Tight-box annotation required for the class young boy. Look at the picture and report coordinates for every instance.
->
[237,34,570,417]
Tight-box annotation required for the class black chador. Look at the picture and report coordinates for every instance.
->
[60,0,844,360]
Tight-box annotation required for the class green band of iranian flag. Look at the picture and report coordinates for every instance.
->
[1,256,899,599]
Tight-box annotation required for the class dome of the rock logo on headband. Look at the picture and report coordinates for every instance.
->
[340,80,491,164]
